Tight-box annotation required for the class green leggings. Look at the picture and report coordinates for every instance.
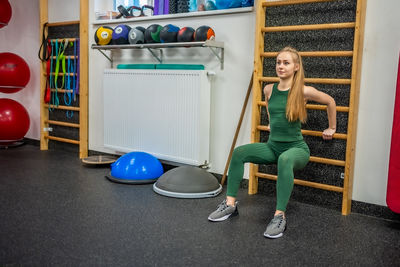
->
[227,140,310,211]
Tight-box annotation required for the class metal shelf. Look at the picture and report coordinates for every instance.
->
[91,40,224,69]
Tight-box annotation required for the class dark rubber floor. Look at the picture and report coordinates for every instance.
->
[1,144,399,266]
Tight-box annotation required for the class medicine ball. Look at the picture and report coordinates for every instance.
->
[128,27,145,44]
[144,24,162,43]
[94,26,113,45]
[194,26,215,41]
[136,26,146,34]
[160,24,180,43]
[177,27,195,42]
[112,24,131,44]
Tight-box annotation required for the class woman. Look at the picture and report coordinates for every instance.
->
[208,46,337,239]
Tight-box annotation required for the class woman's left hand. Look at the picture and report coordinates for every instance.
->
[322,128,336,140]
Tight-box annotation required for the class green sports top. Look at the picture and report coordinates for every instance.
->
[267,83,303,142]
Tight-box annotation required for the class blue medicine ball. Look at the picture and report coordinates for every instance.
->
[109,151,164,184]
[160,24,180,43]
[112,24,131,44]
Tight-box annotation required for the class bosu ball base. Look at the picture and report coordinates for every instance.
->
[106,173,158,184]
[153,166,222,198]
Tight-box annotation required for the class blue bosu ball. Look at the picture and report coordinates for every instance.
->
[107,151,164,184]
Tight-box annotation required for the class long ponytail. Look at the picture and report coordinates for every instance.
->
[278,47,307,123]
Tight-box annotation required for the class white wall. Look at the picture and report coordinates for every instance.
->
[0,0,41,140]
[48,0,80,23]
[352,0,400,206]
[89,0,256,176]
[4,0,400,207]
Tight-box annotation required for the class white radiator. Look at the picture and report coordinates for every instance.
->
[103,69,211,166]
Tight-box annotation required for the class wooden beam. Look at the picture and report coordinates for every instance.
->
[309,156,345,167]
[258,76,351,85]
[39,0,49,151]
[44,104,80,111]
[257,101,350,112]
[256,125,348,140]
[249,0,266,195]
[261,51,353,58]
[263,0,336,7]
[45,120,80,128]
[79,0,89,158]
[256,172,344,192]
[342,0,367,215]
[47,21,79,27]
[262,22,355,32]
[45,135,80,145]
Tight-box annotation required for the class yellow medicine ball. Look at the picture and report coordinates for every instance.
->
[94,26,113,45]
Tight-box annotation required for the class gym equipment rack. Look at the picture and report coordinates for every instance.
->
[250,0,366,215]
[39,0,89,158]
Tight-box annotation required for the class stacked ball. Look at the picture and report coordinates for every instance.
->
[128,27,145,44]
[144,24,162,43]
[194,26,215,41]
[94,25,215,44]
[112,24,132,44]
[160,24,180,43]
[94,26,113,45]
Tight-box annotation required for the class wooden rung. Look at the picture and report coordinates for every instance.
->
[45,120,80,128]
[301,129,347,140]
[306,104,349,112]
[256,125,348,140]
[257,101,349,112]
[49,37,79,42]
[263,0,336,7]
[44,104,80,111]
[256,172,344,192]
[258,76,351,85]
[262,22,355,33]
[46,21,80,27]
[309,156,345,166]
[48,73,77,76]
[50,89,74,93]
[45,135,80,145]
[261,51,353,58]
[51,56,79,59]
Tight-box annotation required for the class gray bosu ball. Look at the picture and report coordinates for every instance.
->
[153,166,222,198]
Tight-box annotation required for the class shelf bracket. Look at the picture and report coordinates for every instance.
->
[147,48,163,64]
[207,46,224,70]
[97,49,113,66]
[91,40,224,69]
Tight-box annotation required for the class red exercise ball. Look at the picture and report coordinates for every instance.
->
[0,98,30,142]
[0,0,12,28]
[0,52,30,93]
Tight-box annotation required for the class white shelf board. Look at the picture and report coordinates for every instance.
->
[92,7,254,25]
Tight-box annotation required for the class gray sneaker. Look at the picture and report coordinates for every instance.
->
[263,213,286,238]
[208,199,238,222]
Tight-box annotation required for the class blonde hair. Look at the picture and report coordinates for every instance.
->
[277,46,307,123]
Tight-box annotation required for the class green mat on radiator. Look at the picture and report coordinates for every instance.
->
[117,64,204,70]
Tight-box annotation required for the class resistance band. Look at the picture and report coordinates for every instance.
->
[64,41,75,118]
[44,39,52,104]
